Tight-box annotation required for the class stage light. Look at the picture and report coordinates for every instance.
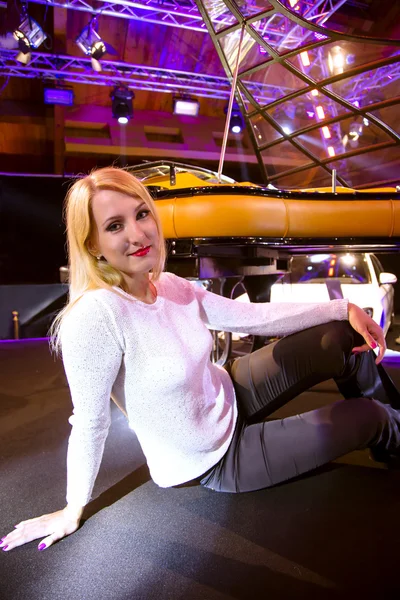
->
[44,87,74,106]
[328,46,345,75]
[346,121,363,147]
[311,89,319,96]
[341,254,356,266]
[300,51,310,67]
[327,146,335,157]
[111,86,134,124]
[311,254,330,263]
[282,126,291,135]
[13,15,47,64]
[172,96,200,117]
[230,113,244,134]
[322,126,331,139]
[76,17,108,72]
[316,105,325,119]
[225,103,245,134]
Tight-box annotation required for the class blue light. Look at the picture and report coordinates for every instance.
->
[44,87,74,106]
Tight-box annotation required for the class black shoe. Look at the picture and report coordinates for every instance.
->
[369,447,400,468]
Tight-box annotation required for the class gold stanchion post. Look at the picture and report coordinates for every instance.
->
[12,311,20,340]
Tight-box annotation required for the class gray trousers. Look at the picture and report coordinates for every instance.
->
[201,321,400,493]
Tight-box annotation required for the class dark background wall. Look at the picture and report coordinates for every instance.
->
[0,175,68,285]
[1,175,400,311]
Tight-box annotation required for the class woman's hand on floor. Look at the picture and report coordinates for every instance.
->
[0,507,82,552]
[348,302,386,364]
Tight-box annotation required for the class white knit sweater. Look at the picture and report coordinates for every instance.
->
[60,271,349,505]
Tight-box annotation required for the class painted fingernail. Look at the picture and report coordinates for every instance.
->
[38,543,46,551]
[2,545,8,551]
[371,342,377,349]
[0,537,5,544]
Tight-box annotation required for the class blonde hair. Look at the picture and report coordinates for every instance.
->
[50,166,166,351]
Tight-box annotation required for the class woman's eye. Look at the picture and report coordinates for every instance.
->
[107,222,122,232]
[137,210,150,220]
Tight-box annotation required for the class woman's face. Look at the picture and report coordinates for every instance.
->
[90,189,160,278]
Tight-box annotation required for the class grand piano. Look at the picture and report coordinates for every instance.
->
[123,161,400,362]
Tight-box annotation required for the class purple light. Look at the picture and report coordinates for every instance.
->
[44,87,74,106]
[314,32,327,40]
[353,100,360,108]
[306,110,315,118]
[382,350,400,363]
[259,45,267,54]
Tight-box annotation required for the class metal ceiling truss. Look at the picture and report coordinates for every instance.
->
[0,49,234,98]
[195,0,400,187]
[0,0,212,32]
[0,47,304,102]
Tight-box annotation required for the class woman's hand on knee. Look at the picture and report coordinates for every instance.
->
[0,508,82,552]
[348,302,386,364]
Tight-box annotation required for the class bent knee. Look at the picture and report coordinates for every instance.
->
[320,320,352,351]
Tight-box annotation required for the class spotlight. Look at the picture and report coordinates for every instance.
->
[76,17,113,72]
[225,103,245,134]
[342,119,363,149]
[328,46,345,75]
[111,86,134,124]
[172,96,200,117]
[13,15,47,64]
[230,113,244,134]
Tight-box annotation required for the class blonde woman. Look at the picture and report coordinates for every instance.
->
[1,167,400,553]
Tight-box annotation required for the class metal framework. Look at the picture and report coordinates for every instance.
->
[0,49,233,98]
[0,47,305,102]
[0,0,368,32]
[1,0,398,188]
[0,0,212,32]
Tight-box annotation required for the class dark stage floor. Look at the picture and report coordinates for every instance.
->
[1,326,400,600]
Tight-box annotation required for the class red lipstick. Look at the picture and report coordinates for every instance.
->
[131,246,151,257]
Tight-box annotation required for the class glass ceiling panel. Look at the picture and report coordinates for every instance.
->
[278,0,400,39]
[277,166,333,189]
[202,0,238,32]
[236,0,273,18]
[250,113,283,146]
[251,12,328,55]
[266,92,350,135]
[241,62,306,106]
[326,146,400,188]
[326,63,400,110]
[286,42,400,83]
[240,90,260,113]
[220,28,269,73]
[261,140,312,176]
[369,106,400,136]
[295,117,393,162]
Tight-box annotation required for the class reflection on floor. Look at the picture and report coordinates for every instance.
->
[1,329,400,600]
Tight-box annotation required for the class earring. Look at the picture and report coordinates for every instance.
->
[96,255,102,261]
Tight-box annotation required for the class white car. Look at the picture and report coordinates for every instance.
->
[270,253,397,336]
